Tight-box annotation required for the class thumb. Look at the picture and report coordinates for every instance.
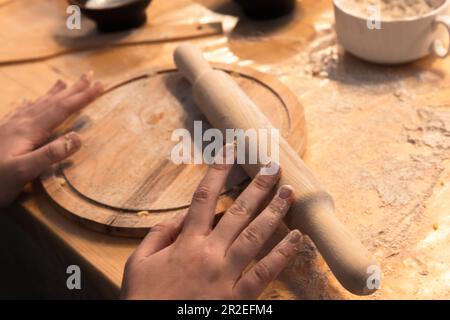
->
[15,132,81,182]
[133,212,187,259]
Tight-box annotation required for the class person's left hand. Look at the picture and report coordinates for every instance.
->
[0,73,103,207]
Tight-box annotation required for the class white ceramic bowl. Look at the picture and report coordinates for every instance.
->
[334,0,450,64]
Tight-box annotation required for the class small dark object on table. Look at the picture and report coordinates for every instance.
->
[234,0,296,20]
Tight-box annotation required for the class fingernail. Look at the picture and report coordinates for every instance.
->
[260,161,280,176]
[64,132,81,153]
[288,230,302,244]
[278,185,293,199]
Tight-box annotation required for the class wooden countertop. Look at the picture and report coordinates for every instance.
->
[1,0,449,299]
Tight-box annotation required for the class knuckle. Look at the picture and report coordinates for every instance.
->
[14,162,31,182]
[124,253,141,273]
[276,244,293,258]
[192,185,211,203]
[268,198,287,216]
[252,174,275,192]
[253,261,273,283]
[264,214,279,228]
[227,200,249,217]
[242,225,261,244]
[84,88,98,101]
[150,223,168,233]
[150,222,178,242]
[211,162,229,171]
[18,118,33,130]
[44,144,60,162]
[56,100,72,114]
[56,99,67,109]
[124,254,136,271]
[42,96,54,105]
[190,245,218,267]
[81,91,94,104]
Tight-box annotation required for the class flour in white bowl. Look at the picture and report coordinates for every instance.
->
[338,0,445,20]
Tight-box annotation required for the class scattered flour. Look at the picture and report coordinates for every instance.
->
[338,0,444,20]
[406,107,450,150]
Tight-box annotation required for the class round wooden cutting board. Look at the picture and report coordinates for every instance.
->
[40,64,306,237]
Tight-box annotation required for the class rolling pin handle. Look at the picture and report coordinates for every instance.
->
[174,44,212,84]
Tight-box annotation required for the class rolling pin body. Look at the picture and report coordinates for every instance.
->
[174,45,379,295]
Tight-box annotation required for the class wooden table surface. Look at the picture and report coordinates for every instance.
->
[1,0,449,299]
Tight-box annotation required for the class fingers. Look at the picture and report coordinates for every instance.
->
[37,80,103,132]
[181,144,235,237]
[210,163,281,249]
[54,71,93,101]
[14,132,81,182]
[36,79,67,103]
[233,230,302,299]
[61,81,103,114]
[46,79,67,96]
[133,212,187,260]
[226,185,295,275]
[33,80,67,107]
[42,73,91,103]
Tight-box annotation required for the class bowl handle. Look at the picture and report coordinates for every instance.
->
[432,15,450,58]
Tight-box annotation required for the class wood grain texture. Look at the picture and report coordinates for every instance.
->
[0,0,222,64]
[40,64,306,237]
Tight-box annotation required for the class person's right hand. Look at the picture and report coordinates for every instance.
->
[121,146,302,300]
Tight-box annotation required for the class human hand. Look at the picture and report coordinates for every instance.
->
[0,73,103,207]
[121,146,302,300]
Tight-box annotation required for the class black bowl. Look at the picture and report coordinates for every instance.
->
[68,0,152,33]
[234,0,296,20]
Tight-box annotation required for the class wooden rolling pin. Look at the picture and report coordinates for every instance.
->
[174,44,379,295]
